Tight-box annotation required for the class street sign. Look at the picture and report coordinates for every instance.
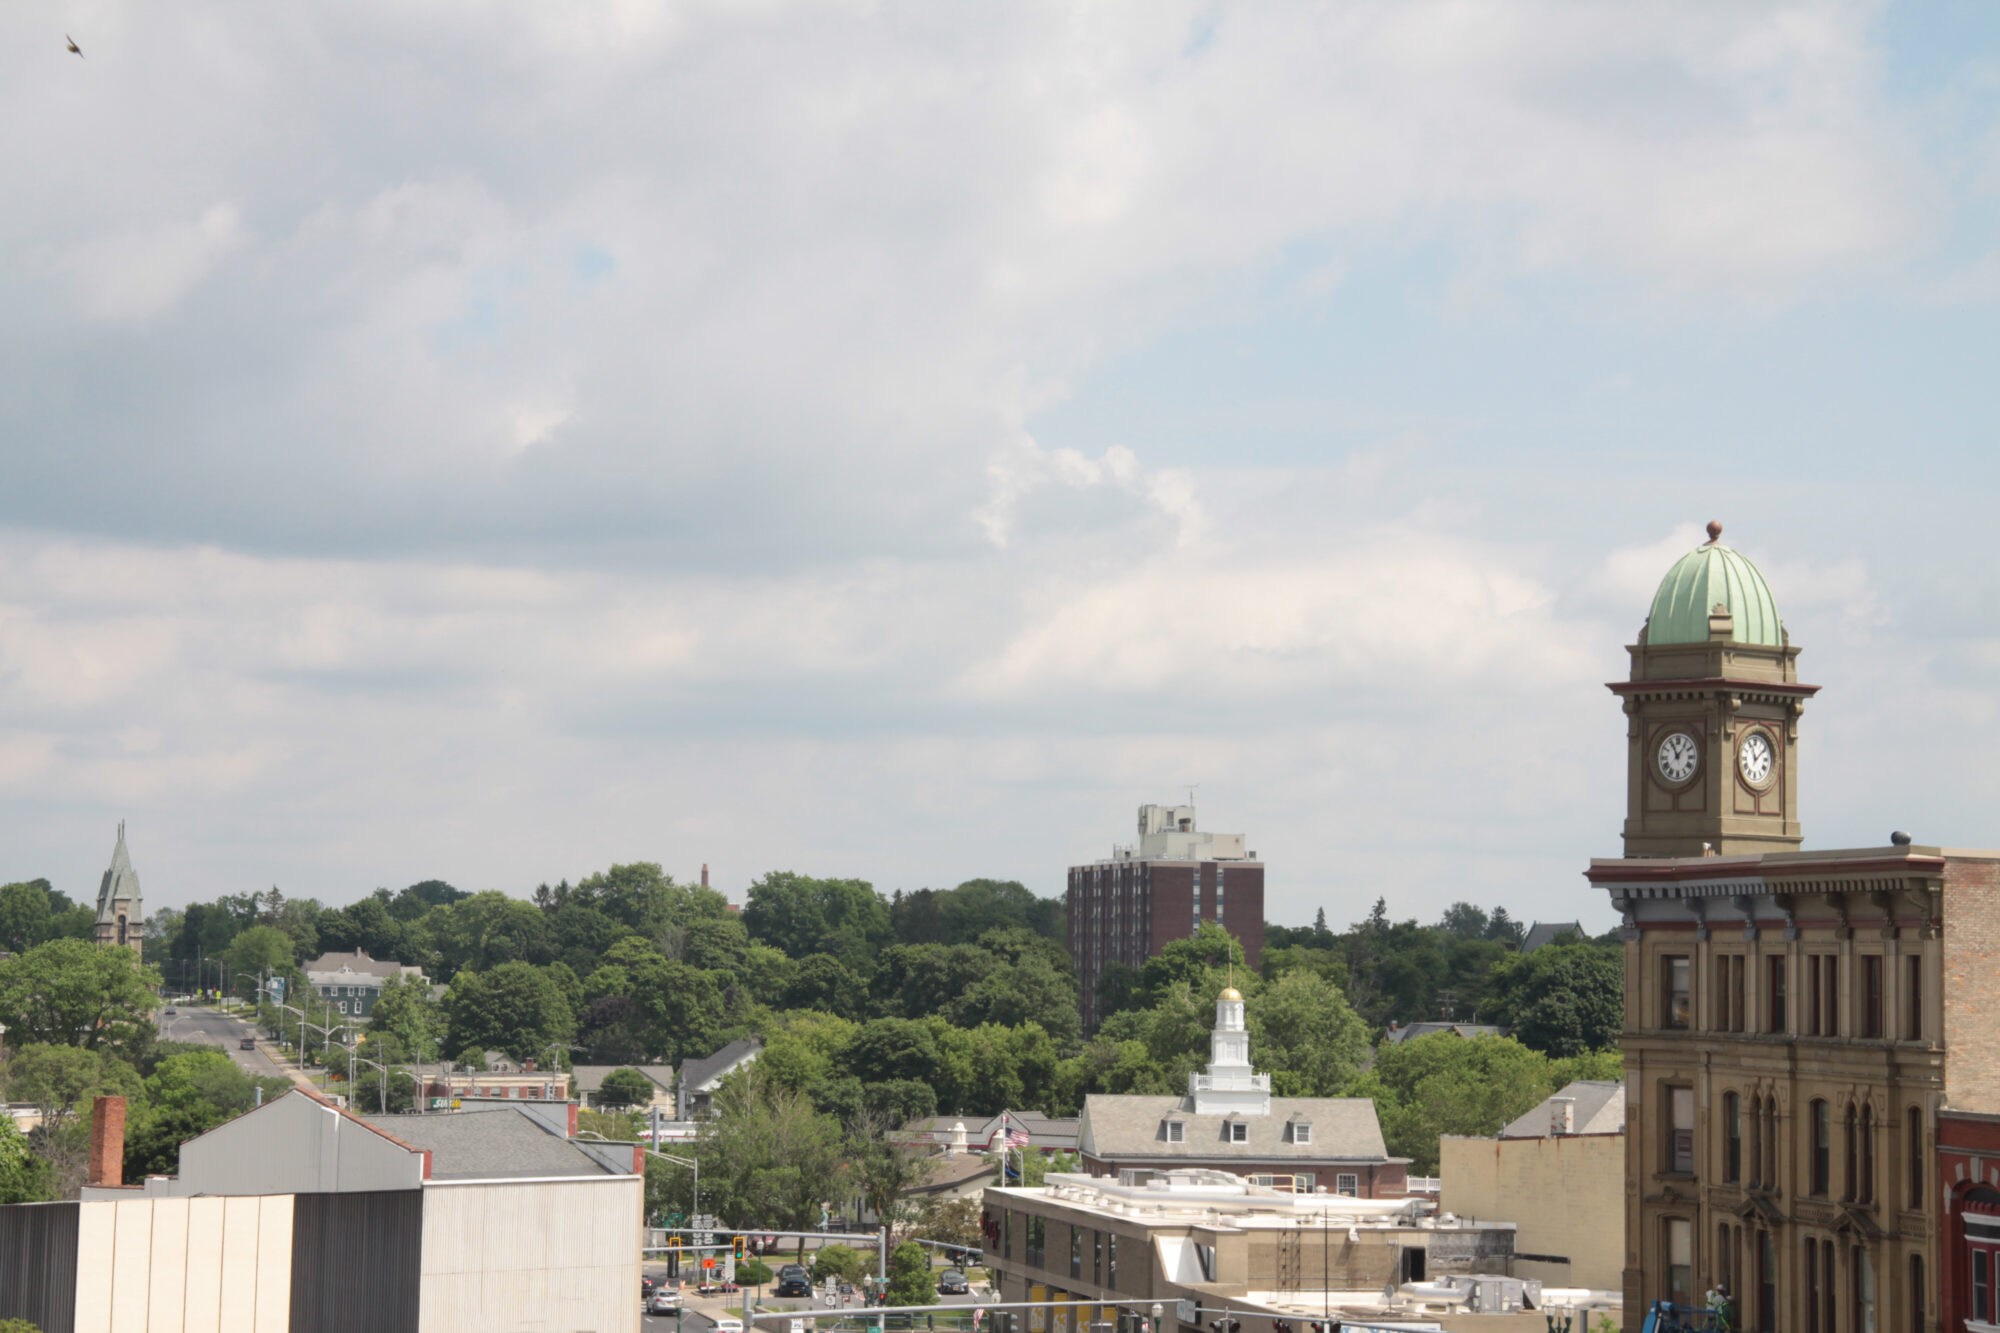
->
[1176,1302,1196,1324]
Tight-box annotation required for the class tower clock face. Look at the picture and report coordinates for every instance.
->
[1656,731,1699,785]
[1739,732,1775,787]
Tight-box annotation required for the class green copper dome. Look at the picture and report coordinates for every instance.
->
[1646,523,1783,647]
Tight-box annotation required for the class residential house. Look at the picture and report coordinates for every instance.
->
[679,1038,760,1119]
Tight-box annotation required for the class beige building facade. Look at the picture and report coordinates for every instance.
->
[1590,525,2000,1332]
[1440,1081,1625,1291]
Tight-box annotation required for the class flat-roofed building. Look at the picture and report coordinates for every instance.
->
[1070,804,1264,1030]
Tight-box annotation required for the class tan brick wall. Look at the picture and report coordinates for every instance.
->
[1440,1132,1625,1292]
[1944,855,2000,1112]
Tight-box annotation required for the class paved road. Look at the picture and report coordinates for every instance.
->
[160,1005,295,1081]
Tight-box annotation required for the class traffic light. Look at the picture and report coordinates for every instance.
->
[1206,1319,1240,1333]
[734,1236,748,1260]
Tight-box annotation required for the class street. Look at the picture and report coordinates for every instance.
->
[642,1282,985,1332]
[159,1004,297,1083]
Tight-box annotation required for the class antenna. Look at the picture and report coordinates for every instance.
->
[1187,784,1198,807]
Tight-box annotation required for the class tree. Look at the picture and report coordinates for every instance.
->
[1485,941,1623,1058]
[2,1043,143,1195]
[846,1111,936,1233]
[1247,970,1370,1095]
[1434,902,1490,940]
[885,1241,936,1307]
[0,879,90,954]
[686,1067,846,1245]
[224,925,299,984]
[1357,1033,1561,1173]
[0,1115,52,1204]
[349,1067,419,1114]
[0,939,159,1056]
[909,1196,982,1251]
[743,873,892,966]
[442,962,575,1063]
[367,974,446,1062]
[812,1244,868,1286]
[597,1067,658,1110]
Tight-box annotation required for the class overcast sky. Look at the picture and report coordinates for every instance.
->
[3,2,1997,934]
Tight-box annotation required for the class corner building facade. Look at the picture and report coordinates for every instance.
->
[1589,524,2000,1332]
[1069,805,1264,1030]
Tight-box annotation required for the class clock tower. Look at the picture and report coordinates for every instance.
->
[1614,522,1819,857]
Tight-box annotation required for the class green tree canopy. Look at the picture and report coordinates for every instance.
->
[0,939,159,1055]
[597,1067,658,1109]
[1485,941,1623,1057]
[443,961,575,1063]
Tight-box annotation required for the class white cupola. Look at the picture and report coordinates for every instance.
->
[1188,985,1271,1116]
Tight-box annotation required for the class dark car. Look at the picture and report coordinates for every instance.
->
[774,1264,813,1298]
[239,1036,256,1050]
[163,1007,178,1016]
[937,1269,969,1295]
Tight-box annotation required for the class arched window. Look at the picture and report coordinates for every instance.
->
[1810,1099,1831,1197]
[1843,1103,1859,1201]
[1859,1104,1875,1205]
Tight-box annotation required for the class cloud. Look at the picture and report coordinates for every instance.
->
[57,204,245,324]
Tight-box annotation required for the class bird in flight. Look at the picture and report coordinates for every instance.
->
[66,34,83,57]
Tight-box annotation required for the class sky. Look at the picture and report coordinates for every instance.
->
[2,1,1997,935]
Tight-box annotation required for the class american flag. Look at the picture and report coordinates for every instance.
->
[1003,1113,1031,1148]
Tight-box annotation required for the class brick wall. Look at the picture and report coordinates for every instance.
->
[1944,855,2000,1112]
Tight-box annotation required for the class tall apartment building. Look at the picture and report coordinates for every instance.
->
[1588,523,2000,1332]
[1068,804,1264,1029]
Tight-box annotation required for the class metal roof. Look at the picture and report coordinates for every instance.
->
[1647,538,1782,647]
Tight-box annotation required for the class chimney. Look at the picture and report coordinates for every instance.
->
[89,1096,127,1187]
[701,864,710,888]
[1550,1096,1576,1136]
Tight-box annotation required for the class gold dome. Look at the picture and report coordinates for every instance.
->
[1219,986,1243,1002]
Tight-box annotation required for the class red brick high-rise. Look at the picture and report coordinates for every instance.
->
[1068,803,1264,1030]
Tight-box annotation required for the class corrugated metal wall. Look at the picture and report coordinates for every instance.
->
[288,1190,421,1333]
[0,1200,79,1333]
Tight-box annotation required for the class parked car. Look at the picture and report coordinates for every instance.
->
[163,1007,178,1017]
[238,1037,256,1050]
[775,1264,813,1298]
[648,1290,682,1315]
[714,1320,744,1333]
[937,1269,969,1295]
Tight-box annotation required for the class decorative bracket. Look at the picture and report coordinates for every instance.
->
[1687,897,1710,942]
[1732,893,1760,941]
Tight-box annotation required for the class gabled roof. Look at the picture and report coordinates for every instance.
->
[1382,1022,1503,1044]
[1499,1080,1625,1138]
[912,1154,997,1195]
[359,1109,618,1180]
[1078,1095,1392,1162]
[571,1064,677,1094]
[1520,922,1586,953]
[681,1039,761,1092]
[304,950,422,980]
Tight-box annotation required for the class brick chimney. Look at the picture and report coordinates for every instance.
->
[89,1095,127,1187]
[701,863,709,888]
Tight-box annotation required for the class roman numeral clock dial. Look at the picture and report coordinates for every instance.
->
[1739,731,1774,787]
[1656,731,1699,784]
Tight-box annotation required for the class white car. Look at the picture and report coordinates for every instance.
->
[648,1290,683,1314]
[713,1319,744,1333]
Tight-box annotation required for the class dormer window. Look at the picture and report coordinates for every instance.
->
[1166,1120,1185,1143]
[1228,1121,1249,1143]
[1291,1121,1313,1145]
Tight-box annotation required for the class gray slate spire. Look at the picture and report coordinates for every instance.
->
[95,821,143,950]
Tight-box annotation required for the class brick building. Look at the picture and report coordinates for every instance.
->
[1938,1109,2000,1332]
[1068,804,1264,1029]
[1589,522,2000,1332]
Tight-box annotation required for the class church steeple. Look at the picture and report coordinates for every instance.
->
[95,821,143,953]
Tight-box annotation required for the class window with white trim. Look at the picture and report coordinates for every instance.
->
[1335,1174,1359,1197]
[1228,1121,1248,1143]
[1165,1120,1185,1143]
[1291,1121,1312,1145]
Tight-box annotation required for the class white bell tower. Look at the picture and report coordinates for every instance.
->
[1189,986,1270,1115]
